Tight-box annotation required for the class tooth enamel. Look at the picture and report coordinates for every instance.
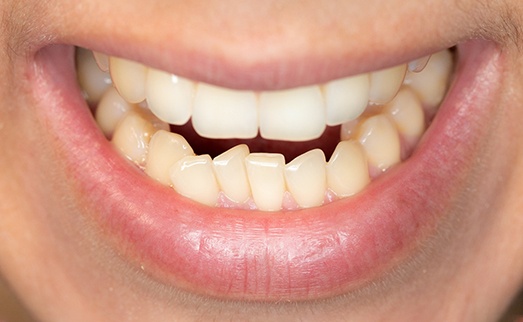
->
[110,57,147,103]
[368,64,407,105]
[213,144,251,203]
[340,119,360,141]
[245,153,286,211]
[324,74,370,126]
[170,155,220,206]
[357,114,401,172]
[95,87,135,138]
[192,84,258,139]
[93,51,110,72]
[408,55,431,73]
[383,88,425,143]
[145,130,195,185]
[327,140,370,197]
[284,149,327,208]
[145,69,195,125]
[259,86,326,141]
[76,48,112,104]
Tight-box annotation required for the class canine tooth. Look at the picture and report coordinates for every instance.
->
[110,57,147,103]
[408,55,431,73]
[368,64,407,105]
[245,153,286,211]
[357,115,401,172]
[383,88,425,143]
[95,87,135,138]
[259,86,326,141]
[285,149,326,208]
[170,155,220,207]
[213,144,251,203]
[192,84,258,139]
[145,130,195,185]
[76,48,112,104]
[93,51,110,72]
[327,140,370,197]
[145,69,195,125]
[324,74,370,126]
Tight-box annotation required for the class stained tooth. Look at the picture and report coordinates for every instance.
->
[285,149,326,208]
[408,55,431,73]
[213,144,251,203]
[368,64,407,105]
[76,48,112,104]
[383,88,425,143]
[324,74,370,126]
[145,69,195,125]
[259,86,326,141]
[192,84,258,139]
[109,57,147,103]
[93,51,110,72]
[357,114,401,172]
[245,153,286,211]
[170,155,220,207]
[327,140,370,197]
[95,87,135,138]
[145,130,195,185]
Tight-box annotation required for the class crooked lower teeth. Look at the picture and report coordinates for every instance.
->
[77,48,453,211]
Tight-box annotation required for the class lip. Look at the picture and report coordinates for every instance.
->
[28,40,502,301]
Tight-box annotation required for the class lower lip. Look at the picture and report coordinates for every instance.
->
[30,40,502,301]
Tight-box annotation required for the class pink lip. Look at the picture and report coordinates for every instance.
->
[29,40,502,301]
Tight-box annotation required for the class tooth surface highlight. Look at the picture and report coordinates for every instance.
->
[259,86,326,141]
[327,140,370,197]
[368,64,407,105]
[383,88,425,143]
[357,115,401,172]
[324,74,370,126]
[95,87,135,138]
[408,55,431,73]
[285,149,327,208]
[245,153,286,211]
[76,48,112,104]
[192,84,258,139]
[110,57,147,103]
[213,144,251,203]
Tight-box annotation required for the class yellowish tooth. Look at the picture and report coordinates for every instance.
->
[368,64,407,105]
[145,130,195,186]
[245,153,286,211]
[383,88,425,143]
[324,74,370,126]
[340,119,360,141]
[285,149,327,208]
[213,145,251,204]
[109,57,147,103]
[76,48,112,104]
[95,87,135,138]
[93,51,110,72]
[170,155,220,207]
[327,140,370,197]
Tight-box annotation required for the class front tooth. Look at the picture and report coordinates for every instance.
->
[192,84,258,139]
[145,69,195,125]
[259,86,326,141]
[145,130,195,185]
[76,48,112,104]
[170,155,220,207]
[357,114,401,172]
[245,153,286,211]
[110,57,147,103]
[383,88,425,143]
[324,74,370,126]
[213,144,251,203]
[327,140,370,197]
[368,64,407,105]
[408,55,431,73]
[285,149,326,208]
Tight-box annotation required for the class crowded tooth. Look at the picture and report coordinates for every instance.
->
[327,140,370,197]
[145,69,195,125]
[170,155,220,206]
[245,153,286,211]
[408,55,431,73]
[368,64,407,105]
[213,144,251,203]
[110,57,147,103]
[324,74,370,126]
[259,86,326,141]
[357,115,401,172]
[284,149,327,208]
[192,84,258,139]
[145,130,195,185]
[76,48,112,104]
[93,51,110,72]
[383,88,425,143]
[95,87,135,138]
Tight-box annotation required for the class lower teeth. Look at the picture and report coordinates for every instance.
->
[76,47,454,211]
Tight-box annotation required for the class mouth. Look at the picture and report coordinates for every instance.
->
[29,38,502,301]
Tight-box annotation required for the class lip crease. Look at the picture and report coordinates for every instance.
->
[29,39,502,301]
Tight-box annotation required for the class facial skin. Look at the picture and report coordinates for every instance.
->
[1,0,523,321]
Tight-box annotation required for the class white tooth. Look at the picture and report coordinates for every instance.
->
[145,68,195,125]
[213,144,251,203]
[324,74,370,126]
[145,130,195,185]
[284,149,326,208]
[383,88,425,143]
[170,155,220,207]
[109,57,147,103]
[111,111,157,166]
[368,64,407,105]
[245,153,286,211]
[191,84,258,139]
[259,86,326,141]
[76,48,112,104]
[95,87,135,138]
[408,55,431,73]
[327,140,370,197]
[93,51,110,72]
